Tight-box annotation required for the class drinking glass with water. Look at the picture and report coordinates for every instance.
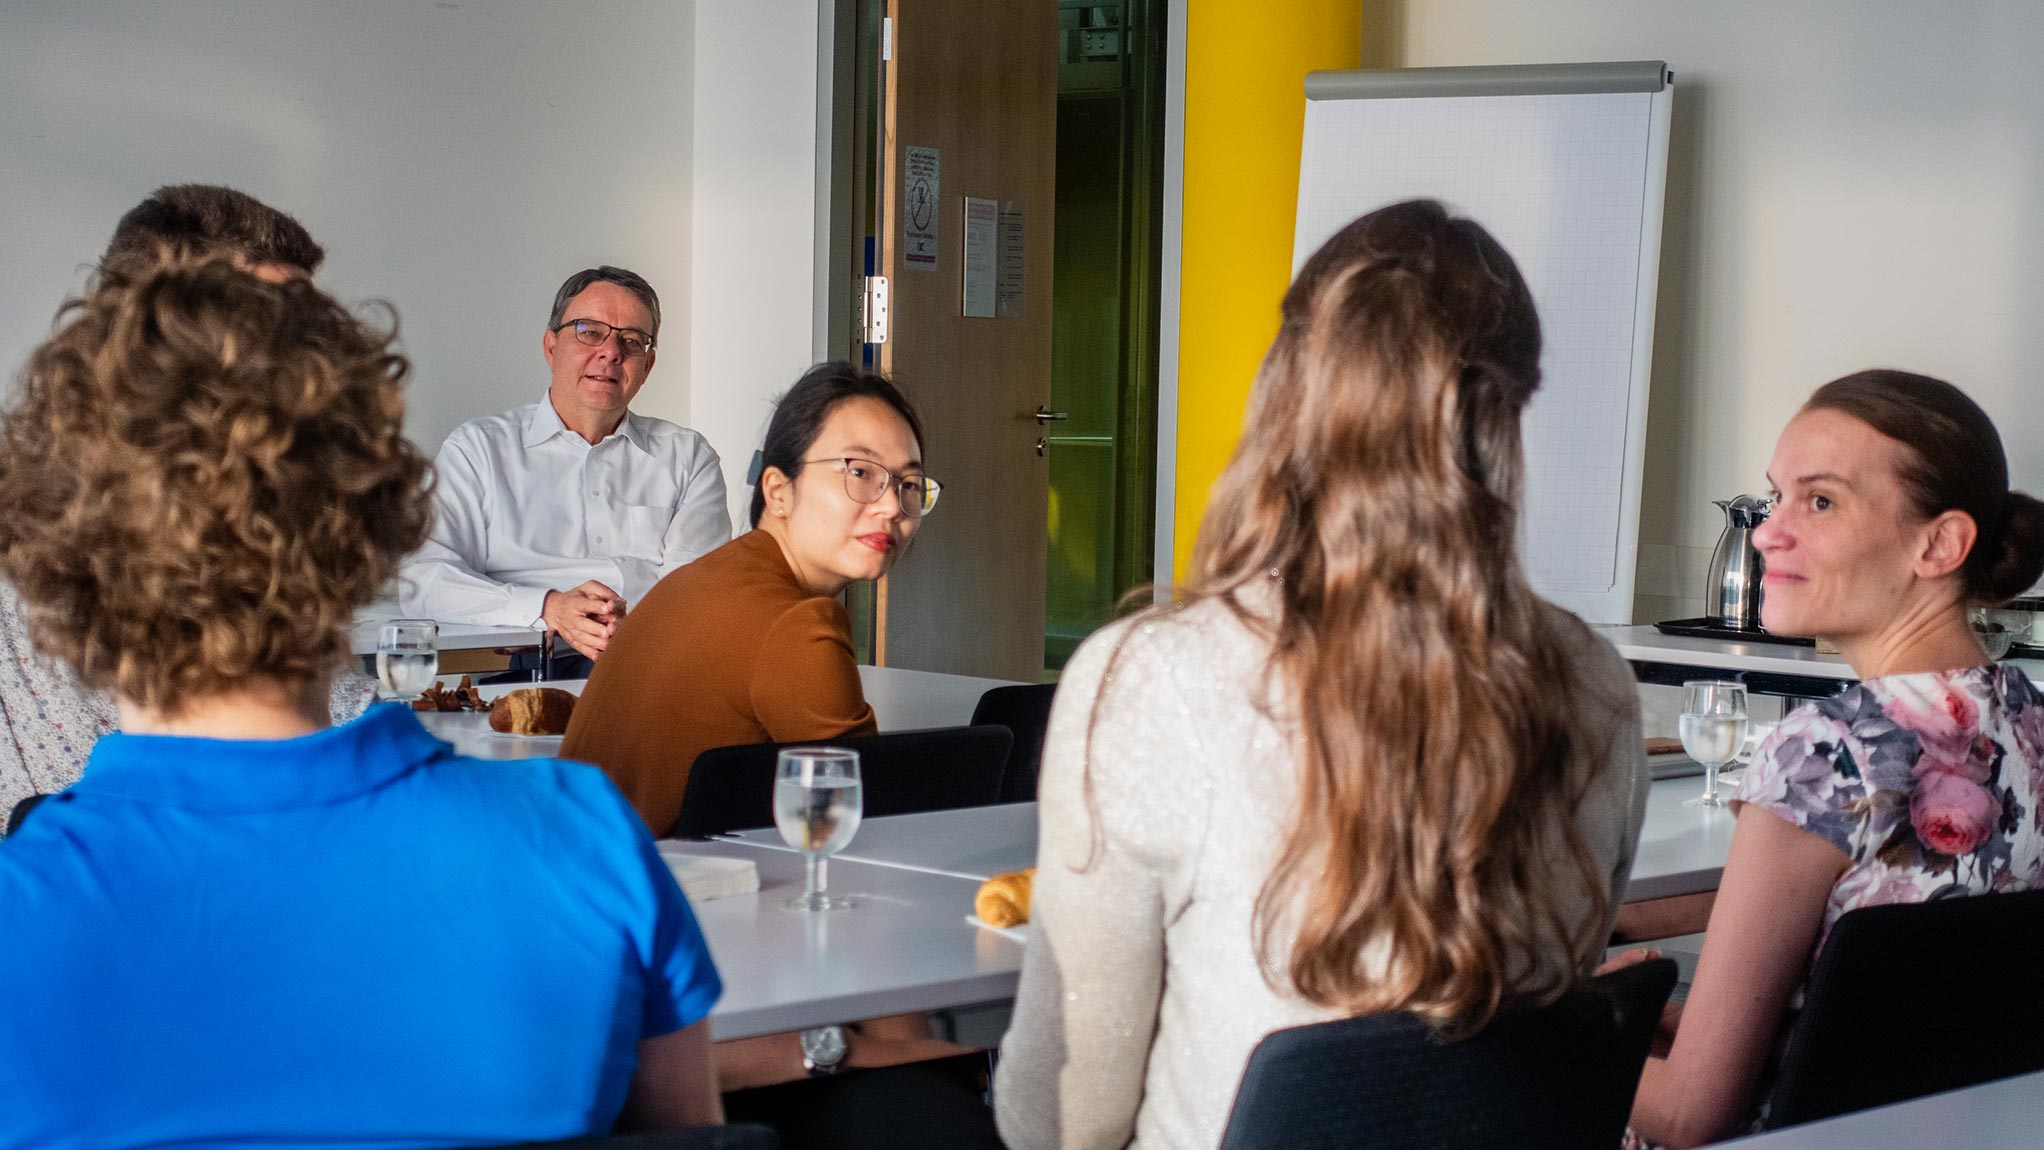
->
[775,747,863,911]
[376,619,439,702]
[1679,679,1748,808]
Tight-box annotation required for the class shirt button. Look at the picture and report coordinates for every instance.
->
[592,489,600,496]
[595,535,604,544]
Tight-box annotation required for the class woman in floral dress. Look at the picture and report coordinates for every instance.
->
[1623,369,2044,1147]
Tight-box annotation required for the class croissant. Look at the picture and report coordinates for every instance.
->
[488,687,577,735]
[975,867,1035,928]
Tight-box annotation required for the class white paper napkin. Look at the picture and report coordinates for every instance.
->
[657,849,760,902]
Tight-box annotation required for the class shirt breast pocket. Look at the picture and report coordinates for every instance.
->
[622,505,674,560]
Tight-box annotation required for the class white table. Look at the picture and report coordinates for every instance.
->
[689,782,1735,1036]
[670,840,1022,1040]
[1599,624,2044,696]
[719,776,1739,901]
[1717,1070,2044,1148]
[411,666,1024,761]
[856,664,1026,730]
[347,616,545,658]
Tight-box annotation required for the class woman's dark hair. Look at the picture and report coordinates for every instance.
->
[748,362,925,527]
[1804,369,2044,604]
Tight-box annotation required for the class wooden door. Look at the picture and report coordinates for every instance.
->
[874,0,1057,681]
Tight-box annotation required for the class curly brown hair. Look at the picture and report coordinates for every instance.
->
[0,258,430,712]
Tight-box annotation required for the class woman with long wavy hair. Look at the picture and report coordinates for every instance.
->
[994,199,1650,1150]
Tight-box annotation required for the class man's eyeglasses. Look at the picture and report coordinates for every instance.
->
[802,457,943,518]
[554,318,655,358]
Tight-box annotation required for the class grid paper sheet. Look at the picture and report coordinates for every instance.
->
[1295,91,1655,603]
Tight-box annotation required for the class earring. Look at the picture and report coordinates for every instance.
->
[777,506,788,517]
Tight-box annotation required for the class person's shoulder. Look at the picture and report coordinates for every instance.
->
[646,533,773,600]
[433,406,539,473]
[625,413,719,459]
[1062,593,1269,708]
[1535,602,1637,700]
[443,403,535,447]
[425,750,646,840]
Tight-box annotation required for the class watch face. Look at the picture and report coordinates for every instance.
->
[801,1025,847,1067]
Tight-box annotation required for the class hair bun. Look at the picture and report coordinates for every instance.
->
[1981,491,2044,604]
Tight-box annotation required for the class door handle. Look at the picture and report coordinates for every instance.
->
[1033,406,1069,425]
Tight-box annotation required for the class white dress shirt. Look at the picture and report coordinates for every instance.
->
[399,397,731,627]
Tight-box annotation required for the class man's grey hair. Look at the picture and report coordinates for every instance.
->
[547,265,661,340]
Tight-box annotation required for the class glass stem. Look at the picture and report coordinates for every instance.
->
[806,853,825,900]
[1704,762,1721,805]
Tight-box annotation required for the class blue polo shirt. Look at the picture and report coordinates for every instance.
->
[0,703,721,1150]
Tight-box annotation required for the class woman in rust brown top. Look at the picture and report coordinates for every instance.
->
[562,362,940,837]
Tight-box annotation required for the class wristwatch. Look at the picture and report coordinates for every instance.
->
[799,1024,848,1077]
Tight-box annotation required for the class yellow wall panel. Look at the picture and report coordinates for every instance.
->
[1174,0,1379,579]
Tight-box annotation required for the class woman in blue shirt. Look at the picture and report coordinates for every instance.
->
[0,259,724,1148]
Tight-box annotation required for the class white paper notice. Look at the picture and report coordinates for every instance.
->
[997,202,1025,317]
[905,146,940,270]
[962,196,998,318]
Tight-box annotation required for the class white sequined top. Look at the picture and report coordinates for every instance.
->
[994,594,1649,1150]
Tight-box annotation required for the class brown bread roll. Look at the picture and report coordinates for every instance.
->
[488,687,577,735]
[975,867,1035,928]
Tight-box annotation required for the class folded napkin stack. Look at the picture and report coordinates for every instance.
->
[655,845,761,902]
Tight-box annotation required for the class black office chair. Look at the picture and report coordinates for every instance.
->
[1764,888,2044,1130]
[1218,958,1678,1150]
[488,1125,777,1149]
[6,792,46,836]
[670,725,1013,839]
[969,682,1057,803]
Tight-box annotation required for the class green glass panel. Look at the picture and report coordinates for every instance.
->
[1046,83,1125,669]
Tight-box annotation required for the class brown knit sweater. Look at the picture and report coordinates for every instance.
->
[561,529,877,834]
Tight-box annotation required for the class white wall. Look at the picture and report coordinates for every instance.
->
[0,1,698,452]
[688,2,829,534]
[1391,2,2044,622]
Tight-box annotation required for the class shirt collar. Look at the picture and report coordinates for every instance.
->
[70,703,454,812]
[523,394,652,456]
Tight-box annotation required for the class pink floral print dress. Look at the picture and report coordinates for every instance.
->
[1734,662,2044,942]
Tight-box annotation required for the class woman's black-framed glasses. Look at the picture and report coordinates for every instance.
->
[554,318,655,358]
[802,457,943,518]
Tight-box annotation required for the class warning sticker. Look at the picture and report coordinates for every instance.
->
[904,146,940,270]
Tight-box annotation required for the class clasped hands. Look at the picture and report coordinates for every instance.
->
[543,580,627,660]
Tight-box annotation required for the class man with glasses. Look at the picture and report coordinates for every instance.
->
[400,266,729,677]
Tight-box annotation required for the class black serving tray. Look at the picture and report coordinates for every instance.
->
[1654,617,1815,647]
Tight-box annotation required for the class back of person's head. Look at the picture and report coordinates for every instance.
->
[748,361,925,527]
[0,258,429,714]
[101,184,326,279]
[1801,369,2044,605]
[548,265,662,339]
[1185,199,1601,1031]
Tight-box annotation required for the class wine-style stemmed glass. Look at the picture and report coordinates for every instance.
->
[775,747,863,911]
[376,619,439,703]
[1679,680,1749,808]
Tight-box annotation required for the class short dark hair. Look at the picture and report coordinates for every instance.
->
[749,362,925,527]
[101,184,325,276]
[547,266,662,340]
[1804,369,2044,604]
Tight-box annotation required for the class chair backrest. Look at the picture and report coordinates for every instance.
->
[1765,888,2044,1129]
[968,682,1057,803]
[1219,958,1677,1150]
[490,1123,777,1148]
[671,725,1013,839]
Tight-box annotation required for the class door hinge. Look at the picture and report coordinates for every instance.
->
[882,17,893,62]
[859,275,891,345]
